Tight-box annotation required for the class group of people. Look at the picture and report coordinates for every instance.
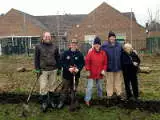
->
[34,31,140,112]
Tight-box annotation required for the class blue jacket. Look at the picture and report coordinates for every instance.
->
[101,41,122,72]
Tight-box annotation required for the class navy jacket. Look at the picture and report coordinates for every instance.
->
[121,51,140,71]
[61,49,84,80]
[101,41,122,72]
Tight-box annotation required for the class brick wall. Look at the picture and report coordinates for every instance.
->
[0,9,46,36]
[68,2,147,50]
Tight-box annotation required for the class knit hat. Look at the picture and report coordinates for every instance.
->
[93,37,101,45]
[108,31,116,38]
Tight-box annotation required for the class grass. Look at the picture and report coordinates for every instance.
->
[0,104,159,120]
[0,54,160,120]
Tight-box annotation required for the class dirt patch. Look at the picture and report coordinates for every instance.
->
[0,83,6,89]
[0,92,160,113]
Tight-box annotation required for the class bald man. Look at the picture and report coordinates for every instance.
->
[34,32,60,112]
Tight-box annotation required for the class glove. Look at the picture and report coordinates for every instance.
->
[101,70,105,76]
[33,69,41,73]
[74,68,79,73]
[69,67,74,73]
[57,69,61,75]
[133,62,138,66]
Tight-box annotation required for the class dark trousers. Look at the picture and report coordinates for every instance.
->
[60,78,79,103]
[62,78,79,92]
[122,66,139,99]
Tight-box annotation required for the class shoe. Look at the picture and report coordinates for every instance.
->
[40,94,48,112]
[48,92,57,109]
[57,93,66,109]
[85,101,90,107]
[50,101,57,109]
[57,101,64,109]
[116,95,123,101]
[112,94,117,99]
[134,97,140,101]
[41,102,48,112]
[128,97,136,101]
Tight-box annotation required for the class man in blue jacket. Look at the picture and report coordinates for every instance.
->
[102,31,123,100]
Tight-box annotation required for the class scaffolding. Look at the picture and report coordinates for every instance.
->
[55,12,69,53]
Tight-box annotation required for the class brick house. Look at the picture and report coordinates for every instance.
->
[0,8,49,55]
[0,8,48,36]
[68,2,147,50]
[0,2,147,55]
[0,9,85,55]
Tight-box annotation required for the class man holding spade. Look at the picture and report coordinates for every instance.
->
[34,31,61,112]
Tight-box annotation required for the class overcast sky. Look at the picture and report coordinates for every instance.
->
[0,0,160,26]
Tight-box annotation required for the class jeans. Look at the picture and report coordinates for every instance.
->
[84,79,103,102]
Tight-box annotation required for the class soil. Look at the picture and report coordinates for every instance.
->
[0,92,160,113]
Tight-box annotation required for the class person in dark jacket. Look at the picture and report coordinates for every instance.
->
[58,39,84,111]
[121,43,140,101]
[101,31,123,99]
[34,32,60,112]
[84,37,107,106]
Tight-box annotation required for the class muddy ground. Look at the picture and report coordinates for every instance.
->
[0,55,160,119]
[0,92,160,113]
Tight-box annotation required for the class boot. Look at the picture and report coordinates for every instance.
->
[129,96,137,101]
[111,93,118,100]
[49,92,57,109]
[57,101,64,109]
[57,94,65,109]
[40,95,48,112]
[106,96,113,106]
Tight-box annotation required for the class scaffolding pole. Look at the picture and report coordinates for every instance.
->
[130,8,133,45]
